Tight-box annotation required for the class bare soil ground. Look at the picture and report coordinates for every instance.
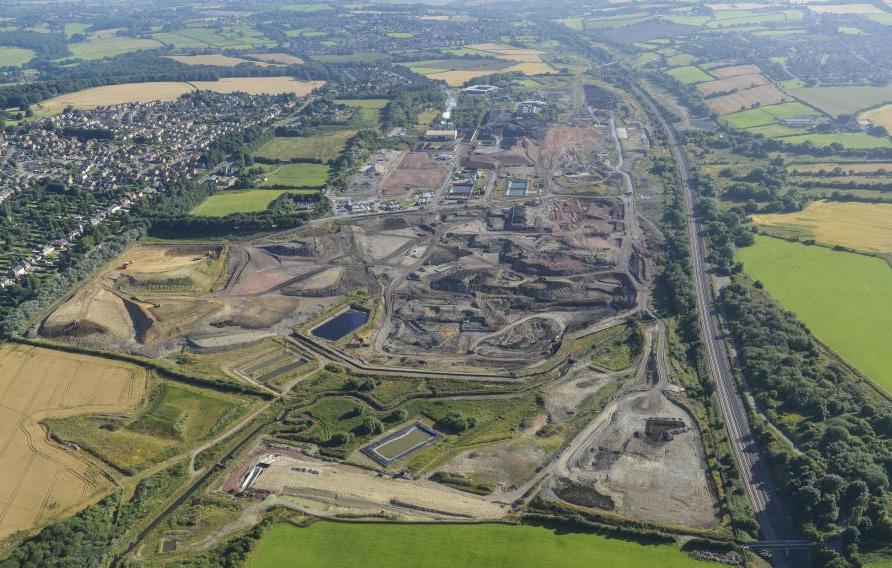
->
[436,436,558,493]
[557,389,720,529]
[241,453,507,519]
[542,125,612,170]
[372,199,634,370]
[465,138,541,169]
[0,344,147,539]
[39,242,345,357]
[380,152,450,197]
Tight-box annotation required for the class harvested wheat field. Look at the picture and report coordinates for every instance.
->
[427,70,495,87]
[191,77,324,95]
[0,344,147,539]
[706,84,792,115]
[37,78,325,113]
[466,43,546,63]
[808,3,884,14]
[505,62,557,75]
[752,200,892,255]
[696,74,768,96]
[245,52,304,65]
[860,104,892,132]
[707,64,762,79]
[166,54,259,67]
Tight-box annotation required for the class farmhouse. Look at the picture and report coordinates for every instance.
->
[425,129,459,141]
[462,84,498,95]
[782,115,820,128]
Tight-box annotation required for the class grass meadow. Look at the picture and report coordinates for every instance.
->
[246,522,722,568]
[721,101,818,129]
[48,380,250,471]
[0,46,34,66]
[788,84,892,117]
[69,36,163,60]
[189,189,317,217]
[738,236,892,394]
[665,66,713,84]
[255,130,357,163]
[260,163,329,187]
[337,98,389,129]
[781,132,892,149]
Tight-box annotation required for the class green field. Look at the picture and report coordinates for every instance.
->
[556,17,584,30]
[153,27,275,50]
[864,555,892,568]
[189,189,317,217]
[789,84,892,117]
[387,32,415,39]
[721,101,819,129]
[665,8,803,29]
[69,36,163,60]
[282,2,332,11]
[738,236,892,394]
[745,124,806,138]
[337,98,388,129]
[255,130,356,163]
[781,133,892,149]
[0,46,34,66]
[666,65,712,84]
[314,52,389,63]
[64,22,90,37]
[260,163,329,187]
[246,522,720,568]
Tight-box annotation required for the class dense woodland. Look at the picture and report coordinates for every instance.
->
[724,281,892,563]
[692,176,892,566]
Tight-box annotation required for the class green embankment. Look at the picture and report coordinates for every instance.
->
[738,235,892,394]
[246,522,720,568]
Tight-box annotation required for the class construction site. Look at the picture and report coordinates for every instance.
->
[17,78,728,565]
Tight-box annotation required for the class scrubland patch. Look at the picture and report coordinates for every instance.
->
[48,380,252,472]
[255,130,357,163]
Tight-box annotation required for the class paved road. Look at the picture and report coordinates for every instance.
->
[634,86,799,552]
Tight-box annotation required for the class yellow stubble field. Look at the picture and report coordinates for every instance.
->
[0,344,147,539]
[860,104,892,132]
[35,77,325,114]
[751,200,892,255]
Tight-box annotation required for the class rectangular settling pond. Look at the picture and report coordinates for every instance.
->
[310,307,369,341]
[363,422,437,465]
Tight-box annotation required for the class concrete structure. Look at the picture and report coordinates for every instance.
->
[424,129,458,141]
[462,84,498,95]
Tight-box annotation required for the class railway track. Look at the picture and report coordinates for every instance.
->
[634,86,801,563]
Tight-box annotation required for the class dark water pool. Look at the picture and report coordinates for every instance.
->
[311,308,369,341]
